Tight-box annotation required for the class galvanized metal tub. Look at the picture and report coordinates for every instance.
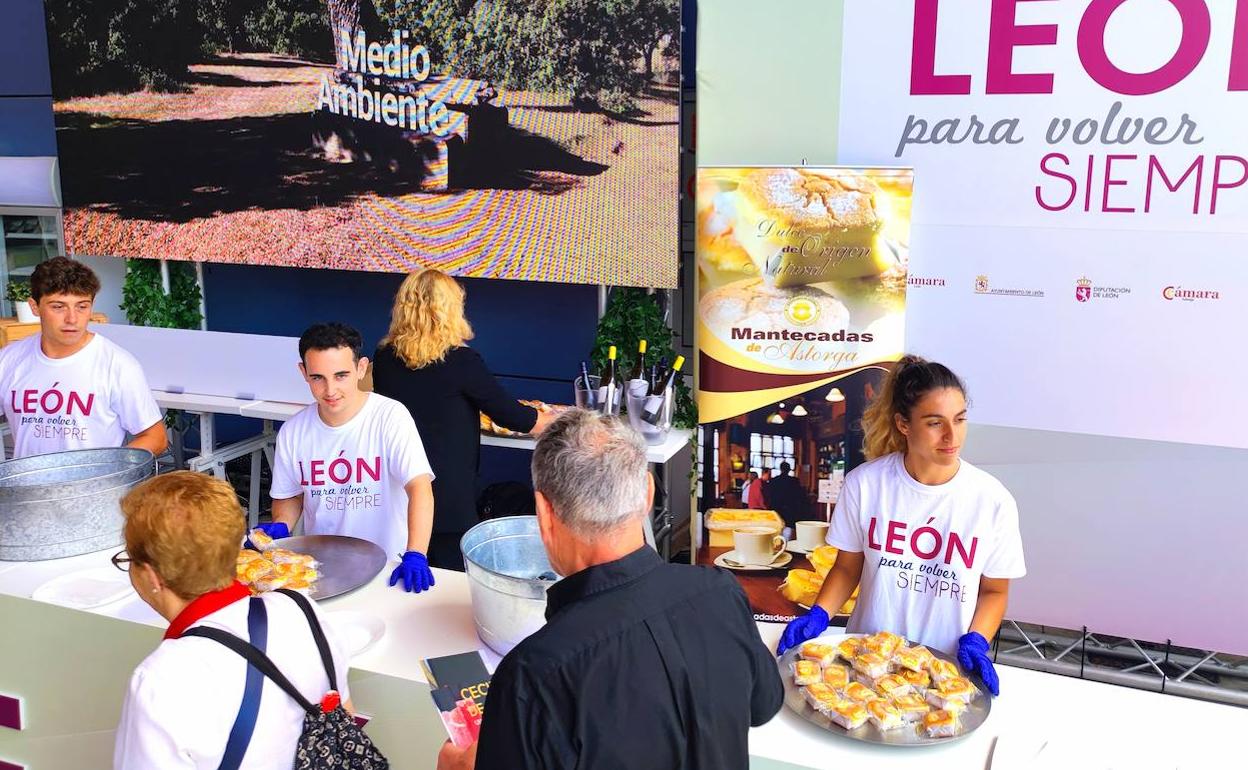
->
[461,516,559,656]
[0,448,157,561]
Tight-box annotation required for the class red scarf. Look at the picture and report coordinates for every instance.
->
[163,581,252,640]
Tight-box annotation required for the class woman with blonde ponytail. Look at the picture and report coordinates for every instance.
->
[372,269,554,570]
[777,356,1027,698]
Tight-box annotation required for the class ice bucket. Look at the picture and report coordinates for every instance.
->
[0,448,157,561]
[461,516,559,656]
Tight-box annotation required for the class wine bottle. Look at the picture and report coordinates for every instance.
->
[579,361,596,407]
[629,339,648,382]
[650,358,668,396]
[641,355,684,424]
[598,345,619,412]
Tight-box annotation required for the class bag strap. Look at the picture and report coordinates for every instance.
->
[216,598,269,770]
[183,626,318,717]
[275,589,337,690]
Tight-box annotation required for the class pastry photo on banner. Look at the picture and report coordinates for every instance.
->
[694,166,913,623]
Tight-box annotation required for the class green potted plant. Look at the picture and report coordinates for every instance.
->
[121,259,203,329]
[5,280,36,323]
[589,288,696,429]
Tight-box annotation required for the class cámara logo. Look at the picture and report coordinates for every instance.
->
[1162,286,1220,301]
[1075,277,1092,303]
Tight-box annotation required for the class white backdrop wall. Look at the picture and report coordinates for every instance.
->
[698,0,1248,654]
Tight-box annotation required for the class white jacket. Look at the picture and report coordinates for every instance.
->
[114,592,351,769]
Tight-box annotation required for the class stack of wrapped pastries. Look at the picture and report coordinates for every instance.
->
[791,632,979,738]
[237,529,320,593]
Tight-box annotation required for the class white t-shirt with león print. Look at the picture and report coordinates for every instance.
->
[827,452,1026,654]
[0,333,163,459]
[271,393,434,557]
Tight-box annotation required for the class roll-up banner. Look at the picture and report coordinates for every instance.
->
[694,166,912,622]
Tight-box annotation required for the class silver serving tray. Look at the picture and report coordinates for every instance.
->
[778,632,991,746]
[277,534,387,600]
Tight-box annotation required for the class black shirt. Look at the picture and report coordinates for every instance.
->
[475,547,784,770]
[371,345,537,534]
[764,474,808,527]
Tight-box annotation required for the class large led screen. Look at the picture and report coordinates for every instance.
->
[44,0,680,286]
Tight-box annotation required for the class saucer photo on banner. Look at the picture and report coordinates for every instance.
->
[714,550,794,572]
[693,166,911,622]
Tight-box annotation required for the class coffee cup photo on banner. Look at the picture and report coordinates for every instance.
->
[694,369,883,623]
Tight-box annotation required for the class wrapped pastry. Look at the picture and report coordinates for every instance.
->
[866,699,905,731]
[842,682,880,704]
[799,642,838,667]
[851,651,891,680]
[237,548,266,566]
[836,637,863,663]
[246,527,276,551]
[239,559,276,584]
[267,549,318,568]
[821,663,850,689]
[802,683,840,712]
[793,659,822,686]
[927,658,961,685]
[893,646,932,672]
[863,631,904,658]
[910,645,936,666]
[925,677,978,712]
[252,574,293,593]
[890,692,930,722]
[921,709,960,738]
[827,700,870,730]
[899,668,932,692]
[870,673,912,699]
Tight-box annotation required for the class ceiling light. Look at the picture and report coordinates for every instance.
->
[791,404,808,416]
[766,412,785,424]
[825,387,845,402]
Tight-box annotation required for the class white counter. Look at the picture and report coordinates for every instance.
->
[1,552,1242,770]
[0,548,498,680]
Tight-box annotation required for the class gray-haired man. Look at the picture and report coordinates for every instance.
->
[438,410,783,770]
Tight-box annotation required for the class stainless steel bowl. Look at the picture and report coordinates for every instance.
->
[461,516,559,656]
[0,448,157,561]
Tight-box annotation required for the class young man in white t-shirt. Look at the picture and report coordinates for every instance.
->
[260,323,437,593]
[0,257,166,459]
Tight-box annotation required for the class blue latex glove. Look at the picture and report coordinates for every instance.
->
[776,606,830,657]
[389,551,435,593]
[957,631,1000,696]
[246,521,289,550]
